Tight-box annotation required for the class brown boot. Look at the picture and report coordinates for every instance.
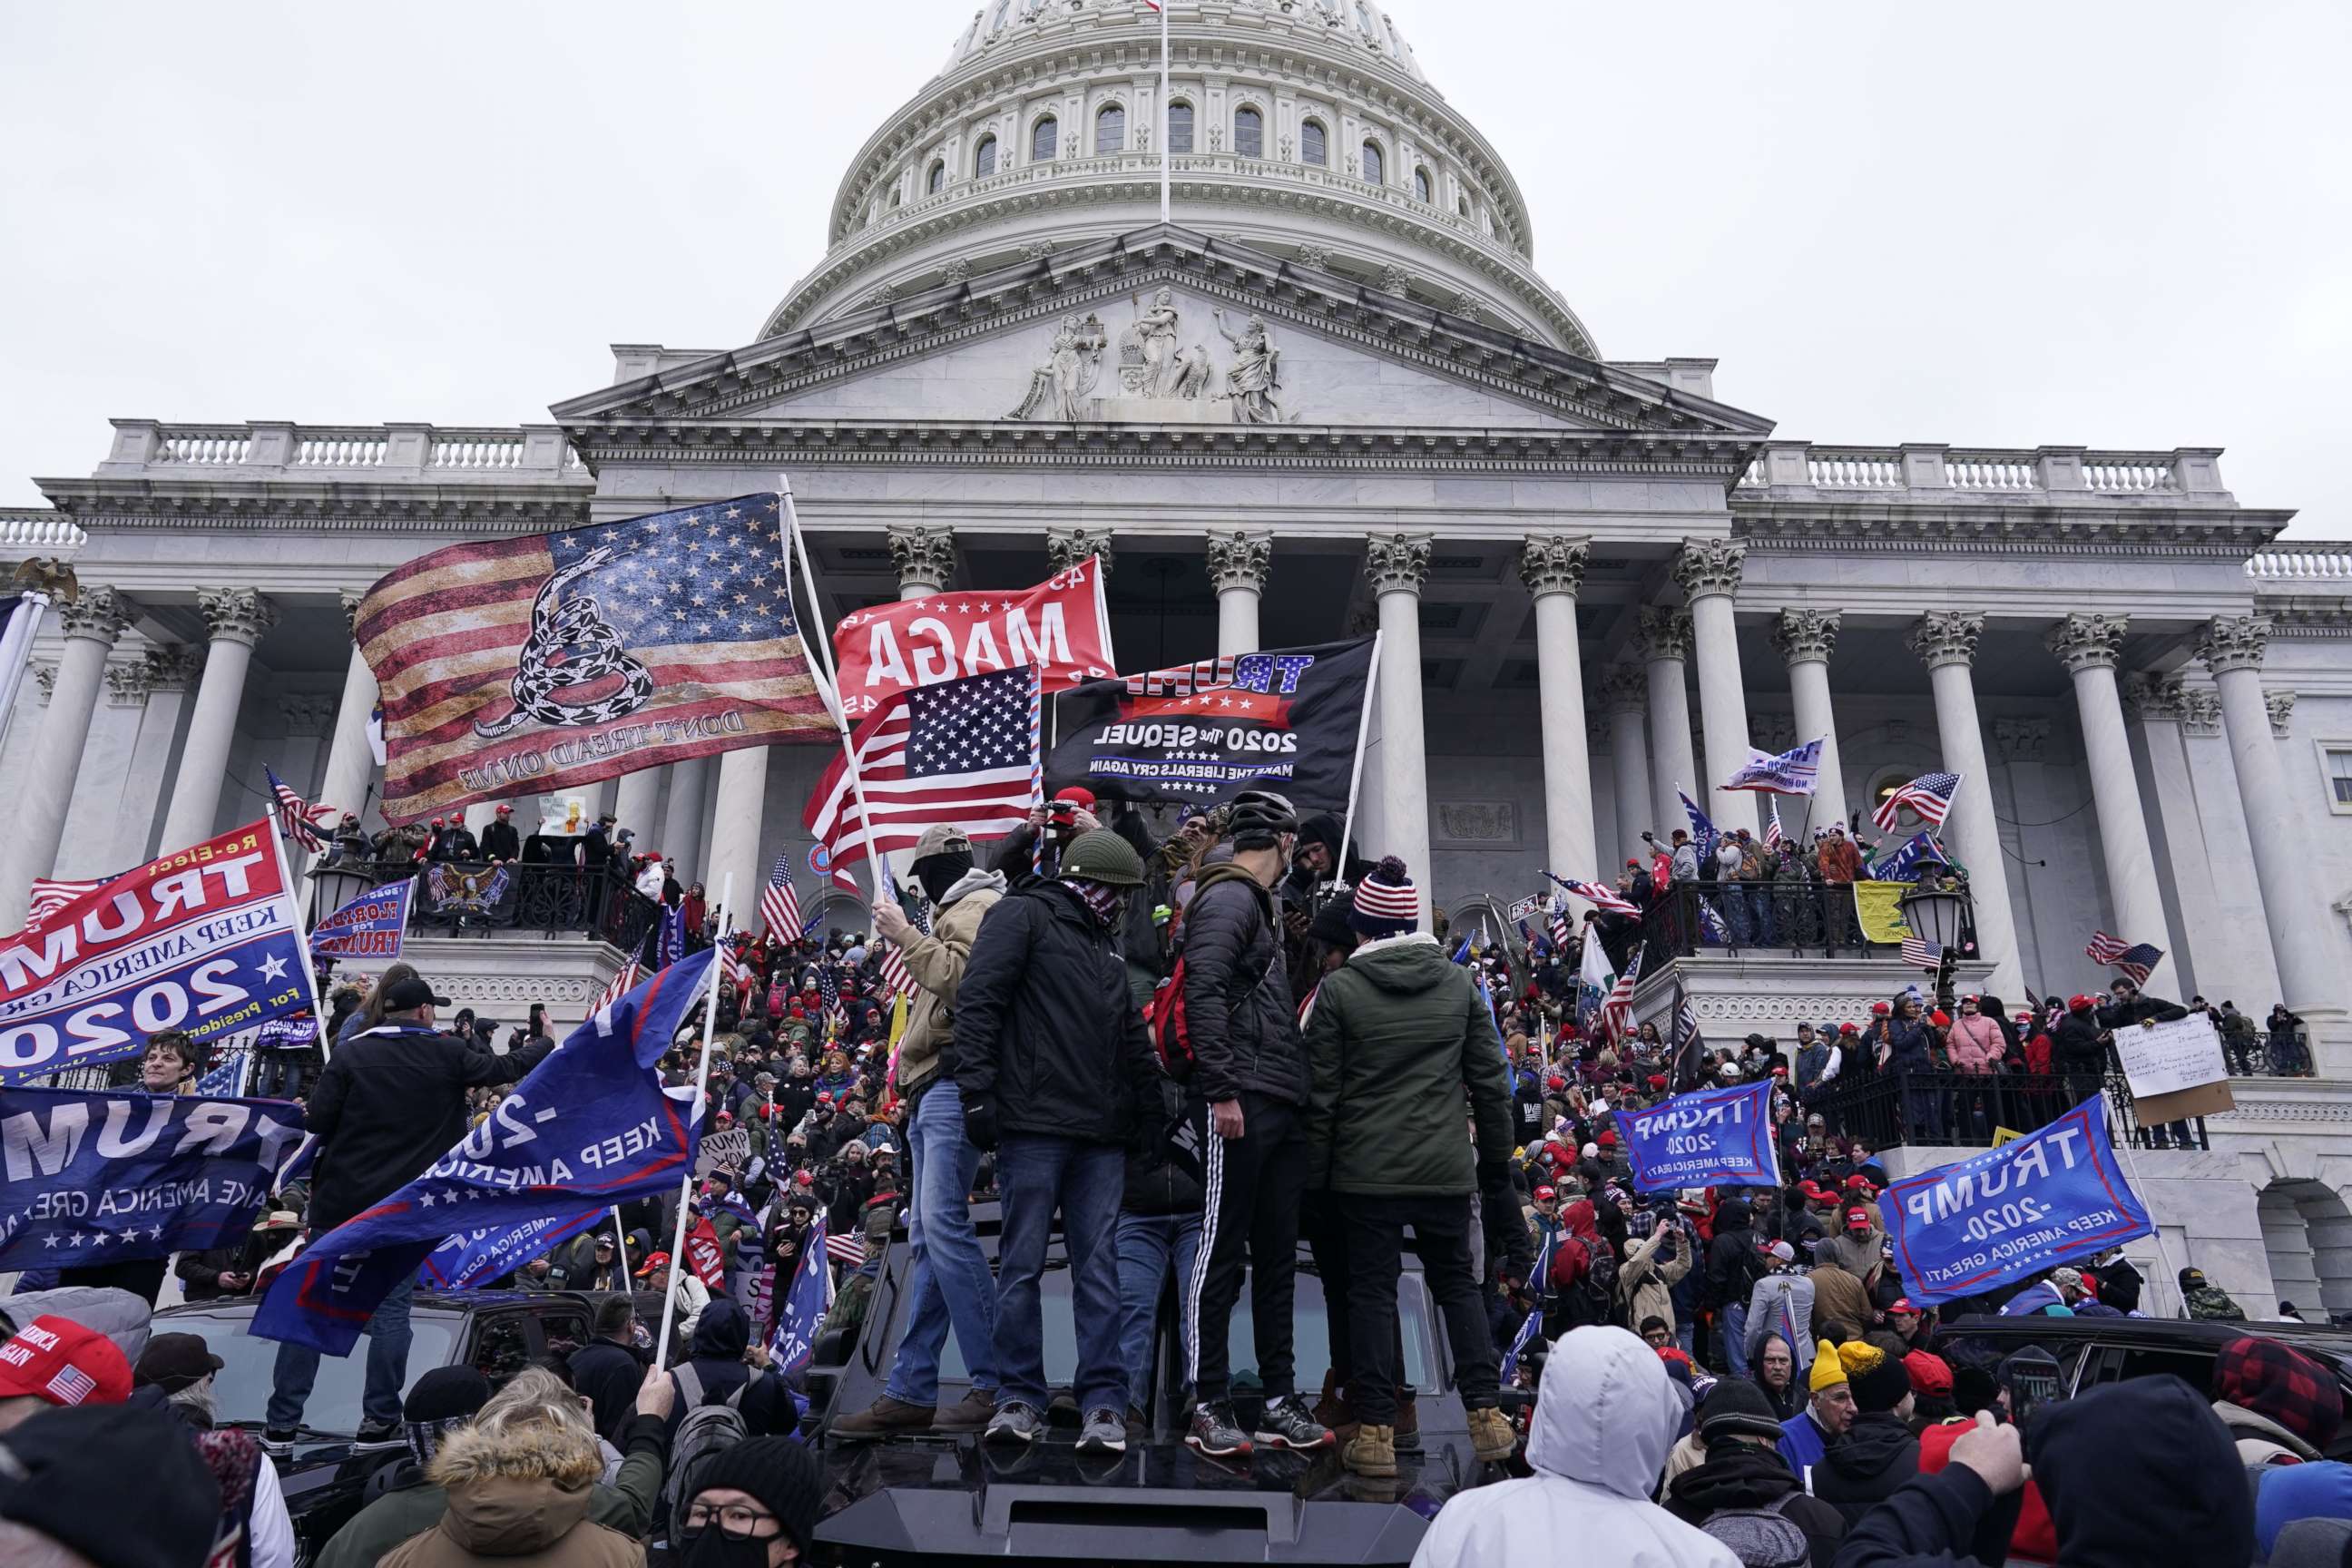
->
[1342,1422,1397,1478]
[833,1395,935,1440]
[1394,1387,1419,1445]
[931,1387,997,1434]
[1467,1406,1517,1464]
[1313,1370,1358,1445]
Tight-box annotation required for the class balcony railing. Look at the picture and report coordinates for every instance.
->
[309,859,668,955]
[1734,441,2228,503]
[101,420,592,483]
[1634,879,1977,963]
[1807,1070,2208,1152]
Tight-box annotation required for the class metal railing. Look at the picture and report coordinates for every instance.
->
[310,859,666,953]
[1636,879,1976,962]
[1805,1070,2207,1152]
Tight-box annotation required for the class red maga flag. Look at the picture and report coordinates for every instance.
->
[829,558,1114,718]
[354,494,833,825]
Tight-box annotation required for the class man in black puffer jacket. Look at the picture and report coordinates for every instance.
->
[2094,975,2192,1147]
[1811,1339,1921,1527]
[955,830,1163,1453]
[1178,790,1324,1456]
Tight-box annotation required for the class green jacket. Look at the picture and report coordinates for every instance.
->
[314,1413,667,1568]
[1302,934,1514,1196]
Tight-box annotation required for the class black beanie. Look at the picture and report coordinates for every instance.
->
[0,1405,221,1568]
[1697,1377,1788,1445]
[404,1364,493,1424]
[689,1436,822,1553]
[1308,887,1357,947]
[1839,1341,1915,1414]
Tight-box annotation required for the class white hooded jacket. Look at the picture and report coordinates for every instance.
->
[1410,1327,1740,1568]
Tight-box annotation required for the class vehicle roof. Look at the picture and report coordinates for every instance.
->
[156,1288,599,1319]
[1938,1313,2352,1349]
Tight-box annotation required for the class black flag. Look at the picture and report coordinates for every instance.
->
[1045,637,1374,812]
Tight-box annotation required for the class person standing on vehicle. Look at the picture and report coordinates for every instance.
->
[1302,857,1519,1478]
[264,975,555,1455]
[835,825,1006,1440]
[1114,1073,1206,1428]
[954,828,1163,1455]
[1179,791,1329,1457]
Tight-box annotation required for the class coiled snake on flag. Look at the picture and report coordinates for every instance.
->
[474,548,653,739]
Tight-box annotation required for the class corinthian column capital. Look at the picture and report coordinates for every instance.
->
[1516,534,1590,599]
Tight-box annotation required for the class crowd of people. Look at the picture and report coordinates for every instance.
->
[4,783,2343,1567]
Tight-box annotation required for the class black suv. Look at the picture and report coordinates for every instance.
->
[807,1201,1506,1566]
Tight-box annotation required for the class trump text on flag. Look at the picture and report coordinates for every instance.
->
[1619,1079,1779,1192]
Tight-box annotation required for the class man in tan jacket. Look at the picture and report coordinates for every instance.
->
[833,824,1008,1438]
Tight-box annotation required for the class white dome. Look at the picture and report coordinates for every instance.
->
[763,0,1597,357]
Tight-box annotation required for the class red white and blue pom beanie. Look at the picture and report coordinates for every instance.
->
[1348,857,1420,938]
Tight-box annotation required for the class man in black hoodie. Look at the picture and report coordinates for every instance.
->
[1666,1379,1845,1565]
[1705,1197,1766,1378]
[1811,1339,1921,1527]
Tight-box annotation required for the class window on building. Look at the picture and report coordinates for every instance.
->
[989,0,1011,34]
[1300,119,1327,166]
[1032,115,1058,161]
[1414,165,1431,202]
[974,135,997,177]
[1360,140,1384,184]
[927,160,946,194]
[1234,106,1263,158]
[1168,101,1194,153]
[1097,103,1124,153]
[2326,745,2352,812]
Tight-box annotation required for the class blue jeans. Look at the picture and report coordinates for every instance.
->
[1115,1210,1201,1411]
[1721,1299,1750,1378]
[267,1267,415,1431]
[995,1134,1126,1416]
[881,1080,998,1406]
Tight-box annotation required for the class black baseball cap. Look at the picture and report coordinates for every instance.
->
[382,976,452,1010]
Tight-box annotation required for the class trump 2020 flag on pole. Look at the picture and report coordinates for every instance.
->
[308,881,414,962]
[1881,1096,2152,1305]
[356,495,835,827]
[253,949,718,1355]
[769,1213,836,1376]
[1721,737,1823,796]
[1619,1078,1780,1194]
[1678,787,1720,865]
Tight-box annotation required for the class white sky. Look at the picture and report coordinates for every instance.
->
[2,1,2345,534]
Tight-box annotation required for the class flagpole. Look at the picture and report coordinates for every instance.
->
[654,879,732,1373]
[266,811,332,1066]
[1336,629,1382,882]
[778,477,890,906]
[610,1208,631,1287]
[1158,0,1171,224]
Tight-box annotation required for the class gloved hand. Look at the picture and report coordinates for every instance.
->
[963,1093,1001,1152]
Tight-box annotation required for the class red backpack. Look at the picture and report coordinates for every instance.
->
[1145,889,1277,1082]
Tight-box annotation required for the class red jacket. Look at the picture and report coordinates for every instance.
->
[1547,1199,1602,1291]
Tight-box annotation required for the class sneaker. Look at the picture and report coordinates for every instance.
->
[932,1387,997,1434]
[985,1401,1045,1446]
[1185,1400,1253,1458]
[1253,1393,1333,1450]
[833,1395,936,1440]
[260,1429,296,1457]
[1467,1406,1517,1464]
[1076,1407,1128,1455]
[350,1421,404,1452]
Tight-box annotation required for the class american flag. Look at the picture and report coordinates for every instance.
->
[1901,933,1945,971]
[1545,871,1641,917]
[195,1050,248,1097]
[44,1364,97,1406]
[816,962,847,1034]
[1547,908,1573,951]
[354,494,832,826]
[265,764,338,854]
[1874,770,1962,832]
[591,959,642,1016]
[1601,942,1644,1044]
[760,850,803,944]
[877,901,929,1001]
[1763,798,1785,852]
[826,1228,867,1268]
[25,872,113,929]
[803,665,1039,876]
[2085,931,2163,985]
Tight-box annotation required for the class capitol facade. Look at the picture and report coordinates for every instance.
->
[4,0,2349,1312]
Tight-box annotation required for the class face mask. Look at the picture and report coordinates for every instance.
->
[677,1526,772,1568]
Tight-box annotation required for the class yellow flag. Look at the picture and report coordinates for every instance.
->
[1852,882,1915,946]
[888,989,909,1045]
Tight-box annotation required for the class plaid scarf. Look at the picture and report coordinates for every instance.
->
[1059,877,1126,929]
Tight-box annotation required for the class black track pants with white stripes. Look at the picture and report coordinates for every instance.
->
[1184,1091,1306,1405]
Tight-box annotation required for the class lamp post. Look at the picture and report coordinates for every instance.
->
[307,858,373,931]
[1899,883,1967,1013]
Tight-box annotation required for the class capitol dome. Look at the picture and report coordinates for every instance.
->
[762,0,1598,356]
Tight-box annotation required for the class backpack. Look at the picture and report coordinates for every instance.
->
[1699,1495,1810,1567]
[660,1362,762,1546]
[1560,1235,1622,1329]
[1145,892,1276,1082]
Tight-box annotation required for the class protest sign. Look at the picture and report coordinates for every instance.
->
[0,820,321,1082]
[683,1214,728,1290]
[257,1016,319,1053]
[1882,1096,2153,1305]
[0,1086,309,1269]
[832,556,1114,716]
[1620,1079,1779,1193]
[694,1126,751,1177]
[1506,895,1544,924]
[2113,1013,2236,1122]
[419,863,517,922]
[309,879,413,961]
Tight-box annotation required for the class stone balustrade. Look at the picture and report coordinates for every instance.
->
[103,420,588,482]
[0,513,89,552]
[2249,548,2352,581]
[1737,440,2227,503]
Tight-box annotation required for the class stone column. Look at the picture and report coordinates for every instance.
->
[1045,525,1115,581]
[1771,609,1850,833]
[160,588,276,853]
[1673,539,1759,836]
[2196,617,2344,1055]
[1518,534,1596,878]
[887,524,956,602]
[1365,533,1433,917]
[111,649,202,867]
[0,587,135,926]
[1208,529,1272,657]
[1906,611,2022,998]
[2047,613,2178,996]
[613,768,664,848]
[705,749,769,927]
[317,592,381,839]
[1598,667,1652,858]
[662,756,712,883]
[1632,607,1698,842]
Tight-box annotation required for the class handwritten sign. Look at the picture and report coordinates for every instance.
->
[694,1126,751,1176]
[2113,1014,2228,1100]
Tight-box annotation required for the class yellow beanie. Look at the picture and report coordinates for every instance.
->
[1808,1338,1847,1393]
[1837,1340,1886,1380]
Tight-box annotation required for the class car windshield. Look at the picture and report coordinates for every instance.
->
[164,1311,458,1434]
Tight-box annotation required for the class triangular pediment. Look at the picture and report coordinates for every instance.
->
[551,226,1775,441]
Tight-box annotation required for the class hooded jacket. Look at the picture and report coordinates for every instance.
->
[1411,1326,1740,1567]
[1301,933,1514,1197]
[1620,1220,1695,1337]
[1179,862,1309,1106]
[1703,1200,1763,1312]
[889,867,1005,1100]
[662,1298,788,1443]
[378,1416,641,1568]
[1812,1410,1920,1524]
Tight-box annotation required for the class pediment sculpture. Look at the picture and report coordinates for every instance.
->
[1006,290,1297,424]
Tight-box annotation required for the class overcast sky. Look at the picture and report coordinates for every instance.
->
[2,1,2345,534]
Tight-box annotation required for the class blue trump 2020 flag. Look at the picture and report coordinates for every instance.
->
[0,1087,309,1269]
[309,880,414,962]
[255,949,718,1354]
[1721,737,1823,796]
[1619,1078,1779,1194]
[1881,1096,2151,1306]
[769,1213,835,1376]
[1868,831,1947,884]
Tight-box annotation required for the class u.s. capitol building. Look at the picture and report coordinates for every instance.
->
[3,0,2348,1316]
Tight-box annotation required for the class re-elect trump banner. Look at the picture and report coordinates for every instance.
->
[1045,638,1374,810]
[309,880,413,962]
[831,556,1114,717]
[0,821,321,1083]
[1882,1097,2152,1305]
[0,1087,309,1269]
[1620,1078,1779,1193]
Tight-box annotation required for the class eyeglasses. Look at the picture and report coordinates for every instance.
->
[685,1502,780,1538]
